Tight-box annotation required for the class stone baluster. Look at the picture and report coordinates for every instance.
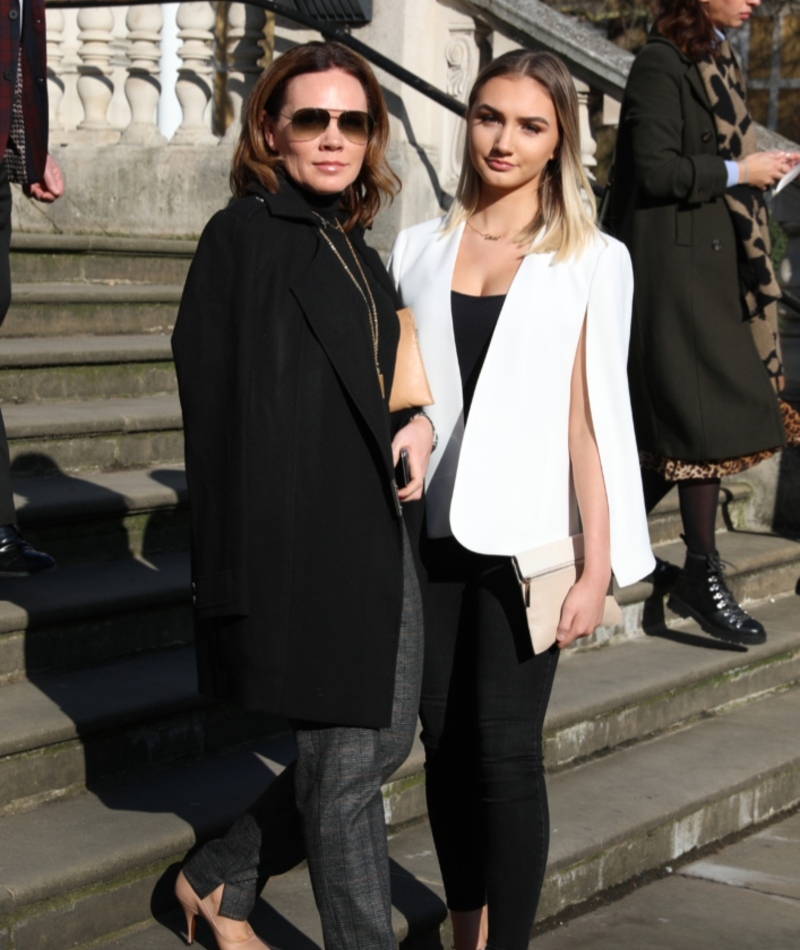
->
[773,188,800,406]
[74,6,119,143]
[46,8,67,141]
[122,5,167,145]
[171,2,218,145]
[573,78,597,178]
[223,3,266,139]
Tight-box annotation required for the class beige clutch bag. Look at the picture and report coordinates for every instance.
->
[512,535,621,654]
[388,307,434,412]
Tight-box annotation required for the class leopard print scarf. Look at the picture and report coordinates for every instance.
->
[697,39,784,382]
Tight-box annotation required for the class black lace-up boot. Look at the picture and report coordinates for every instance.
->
[668,548,766,645]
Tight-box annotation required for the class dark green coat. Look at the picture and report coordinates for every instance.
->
[607,32,785,460]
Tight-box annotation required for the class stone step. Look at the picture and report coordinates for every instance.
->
[0,551,191,683]
[0,589,795,828]
[540,682,800,921]
[9,234,196,286]
[2,283,182,337]
[5,395,184,474]
[0,648,282,813]
[13,465,188,567]
[547,593,800,769]
[0,732,428,950]
[3,667,797,949]
[0,335,176,403]
[647,482,751,546]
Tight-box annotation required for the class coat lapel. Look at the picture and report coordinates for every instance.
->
[291,239,395,475]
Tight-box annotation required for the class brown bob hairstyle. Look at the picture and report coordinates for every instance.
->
[654,0,719,62]
[231,41,400,231]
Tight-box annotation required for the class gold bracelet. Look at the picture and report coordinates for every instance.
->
[741,160,749,184]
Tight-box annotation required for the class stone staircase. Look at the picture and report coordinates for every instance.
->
[0,235,798,950]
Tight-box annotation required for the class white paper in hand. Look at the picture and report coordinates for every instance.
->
[774,162,800,194]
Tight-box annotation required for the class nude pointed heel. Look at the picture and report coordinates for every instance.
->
[174,869,272,950]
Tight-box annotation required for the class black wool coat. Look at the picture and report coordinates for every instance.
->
[172,180,411,729]
[607,32,785,461]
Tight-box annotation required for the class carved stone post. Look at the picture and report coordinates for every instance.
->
[121,5,167,145]
[443,17,483,194]
[46,8,67,141]
[171,1,218,145]
[573,79,597,178]
[223,3,266,139]
[74,6,119,143]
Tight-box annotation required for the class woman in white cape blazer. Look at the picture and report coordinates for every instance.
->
[389,217,654,590]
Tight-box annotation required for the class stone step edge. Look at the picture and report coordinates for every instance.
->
[0,335,173,369]
[0,551,189,637]
[10,284,183,303]
[12,468,747,531]
[13,465,187,527]
[10,234,197,256]
[5,395,183,440]
[0,531,794,644]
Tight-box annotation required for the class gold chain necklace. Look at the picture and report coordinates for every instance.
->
[465,217,521,242]
[312,212,383,397]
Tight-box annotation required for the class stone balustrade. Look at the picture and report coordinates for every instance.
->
[46,2,269,143]
[43,2,608,166]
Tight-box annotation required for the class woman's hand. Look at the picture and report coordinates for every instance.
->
[740,150,800,190]
[555,572,610,649]
[392,414,434,503]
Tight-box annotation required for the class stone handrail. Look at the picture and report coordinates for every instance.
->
[466,0,798,153]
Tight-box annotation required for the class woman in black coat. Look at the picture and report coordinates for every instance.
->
[608,0,800,645]
[171,42,434,950]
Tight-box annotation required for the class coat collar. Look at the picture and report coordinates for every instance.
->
[645,28,714,115]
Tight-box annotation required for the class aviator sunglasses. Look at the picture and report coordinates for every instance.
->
[275,108,375,145]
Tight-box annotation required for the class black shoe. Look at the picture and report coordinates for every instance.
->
[648,556,681,589]
[0,525,56,576]
[668,549,765,645]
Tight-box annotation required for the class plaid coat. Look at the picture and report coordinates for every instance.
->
[0,0,48,183]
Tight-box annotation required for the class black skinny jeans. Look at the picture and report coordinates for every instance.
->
[418,534,559,950]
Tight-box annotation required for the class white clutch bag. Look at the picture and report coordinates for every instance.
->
[512,534,621,654]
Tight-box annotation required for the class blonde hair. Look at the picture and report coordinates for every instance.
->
[445,50,597,263]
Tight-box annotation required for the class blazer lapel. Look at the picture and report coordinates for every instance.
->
[291,239,394,475]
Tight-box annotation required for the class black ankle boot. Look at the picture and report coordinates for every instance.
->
[668,548,765,645]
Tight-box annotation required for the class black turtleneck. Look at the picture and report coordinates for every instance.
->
[280,172,402,396]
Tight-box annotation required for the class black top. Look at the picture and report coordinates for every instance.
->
[451,291,505,418]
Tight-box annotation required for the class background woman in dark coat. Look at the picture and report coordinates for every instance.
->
[608,0,800,645]
[171,42,434,950]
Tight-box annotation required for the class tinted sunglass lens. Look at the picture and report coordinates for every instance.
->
[339,112,373,143]
[290,109,329,138]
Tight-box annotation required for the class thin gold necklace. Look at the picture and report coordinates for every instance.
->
[312,212,383,397]
[465,217,522,242]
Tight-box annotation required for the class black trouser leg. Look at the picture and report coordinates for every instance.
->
[0,161,17,525]
[419,535,560,950]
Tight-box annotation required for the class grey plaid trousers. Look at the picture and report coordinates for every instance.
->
[183,526,423,949]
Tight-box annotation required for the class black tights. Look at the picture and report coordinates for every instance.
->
[641,469,721,556]
[418,535,559,950]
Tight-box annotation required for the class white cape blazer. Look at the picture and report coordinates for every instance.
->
[388,217,655,590]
